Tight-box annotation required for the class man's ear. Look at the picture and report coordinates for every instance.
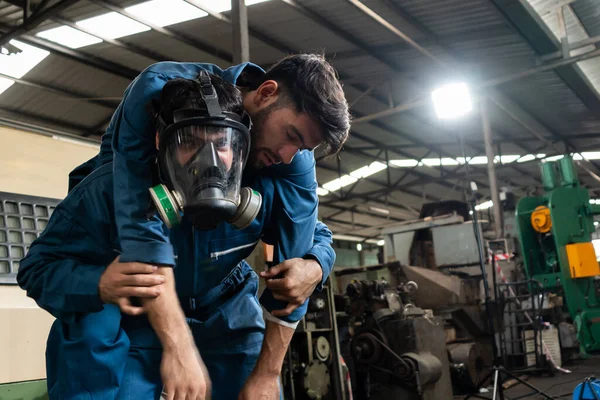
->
[254,80,279,107]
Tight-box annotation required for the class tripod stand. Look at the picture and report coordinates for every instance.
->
[464,183,555,400]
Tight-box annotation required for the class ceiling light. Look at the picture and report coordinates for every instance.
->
[37,25,102,49]
[496,155,521,164]
[390,159,419,168]
[517,154,546,163]
[431,82,472,119]
[356,243,362,252]
[77,12,150,39]
[125,0,207,27]
[377,240,385,246]
[545,155,564,162]
[0,40,49,79]
[322,175,358,192]
[350,161,387,179]
[316,187,329,196]
[475,200,493,210]
[192,0,271,13]
[369,206,390,215]
[0,77,15,96]
[581,152,600,160]
[595,221,599,227]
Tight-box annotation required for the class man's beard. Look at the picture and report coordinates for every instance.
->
[247,105,272,170]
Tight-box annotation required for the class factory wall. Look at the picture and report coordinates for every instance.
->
[0,126,99,384]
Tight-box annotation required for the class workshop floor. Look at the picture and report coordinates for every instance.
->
[455,354,599,400]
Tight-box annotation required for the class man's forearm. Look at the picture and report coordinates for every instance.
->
[140,267,193,349]
[253,320,295,376]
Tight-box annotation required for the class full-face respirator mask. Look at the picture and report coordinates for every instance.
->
[149,71,262,230]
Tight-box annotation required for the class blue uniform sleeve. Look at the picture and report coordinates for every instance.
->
[111,70,176,266]
[17,207,106,323]
[259,151,331,323]
[306,220,336,291]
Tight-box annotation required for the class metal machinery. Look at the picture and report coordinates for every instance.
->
[281,281,349,400]
[344,278,453,400]
[516,155,600,354]
[335,202,496,399]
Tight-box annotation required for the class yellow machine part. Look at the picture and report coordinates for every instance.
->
[531,205,552,233]
[566,242,600,279]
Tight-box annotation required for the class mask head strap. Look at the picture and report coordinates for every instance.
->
[196,70,223,118]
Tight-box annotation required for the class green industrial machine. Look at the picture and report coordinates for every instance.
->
[516,155,600,354]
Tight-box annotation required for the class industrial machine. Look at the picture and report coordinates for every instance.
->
[344,278,453,400]
[281,281,348,400]
[516,155,600,354]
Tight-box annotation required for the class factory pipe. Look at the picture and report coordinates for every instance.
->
[481,98,503,239]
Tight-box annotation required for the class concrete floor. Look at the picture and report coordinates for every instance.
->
[456,354,599,400]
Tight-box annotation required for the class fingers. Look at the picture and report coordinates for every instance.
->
[271,303,298,317]
[264,277,289,291]
[120,285,163,298]
[120,262,158,275]
[118,298,145,316]
[259,260,292,278]
[123,273,165,287]
[272,292,292,302]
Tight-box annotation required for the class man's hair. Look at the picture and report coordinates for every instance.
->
[158,73,244,124]
[260,54,351,155]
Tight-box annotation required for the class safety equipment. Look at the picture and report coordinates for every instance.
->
[149,71,261,230]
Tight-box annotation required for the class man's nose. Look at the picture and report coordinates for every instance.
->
[277,145,298,164]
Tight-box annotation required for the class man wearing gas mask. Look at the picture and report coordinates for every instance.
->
[18,54,350,400]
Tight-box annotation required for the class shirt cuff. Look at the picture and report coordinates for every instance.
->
[262,307,299,329]
[120,240,176,266]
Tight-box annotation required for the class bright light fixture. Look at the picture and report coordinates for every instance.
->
[316,187,329,196]
[431,82,472,119]
[595,221,599,227]
[0,76,15,96]
[125,0,207,27]
[496,155,521,163]
[350,161,387,179]
[590,199,600,205]
[377,240,385,246]
[475,200,493,210]
[390,159,419,167]
[0,40,49,79]
[36,25,102,49]
[192,0,270,13]
[545,155,564,162]
[369,206,390,215]
[581,152,600,160]
[517,154,546,163]
[322,175,358,192]
[356,243,362,252]
[77,12,150,39]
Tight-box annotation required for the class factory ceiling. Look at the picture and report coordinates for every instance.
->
[1,0,599,243]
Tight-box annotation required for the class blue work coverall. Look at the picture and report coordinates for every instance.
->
[17,62,335,399]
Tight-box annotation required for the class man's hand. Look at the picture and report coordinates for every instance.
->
[161,342,212,400]
[238,372,279,400]
[98,256,165,315]
[260,258,323,317]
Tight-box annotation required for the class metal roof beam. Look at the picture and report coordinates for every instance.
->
[342,0,593,178]
[0,70,118,111]
[0,0,79,48]
[0,105,96,135]
[491,0,600,114]
[0,24,139,79]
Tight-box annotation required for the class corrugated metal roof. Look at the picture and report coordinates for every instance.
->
[2,0,600,238]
